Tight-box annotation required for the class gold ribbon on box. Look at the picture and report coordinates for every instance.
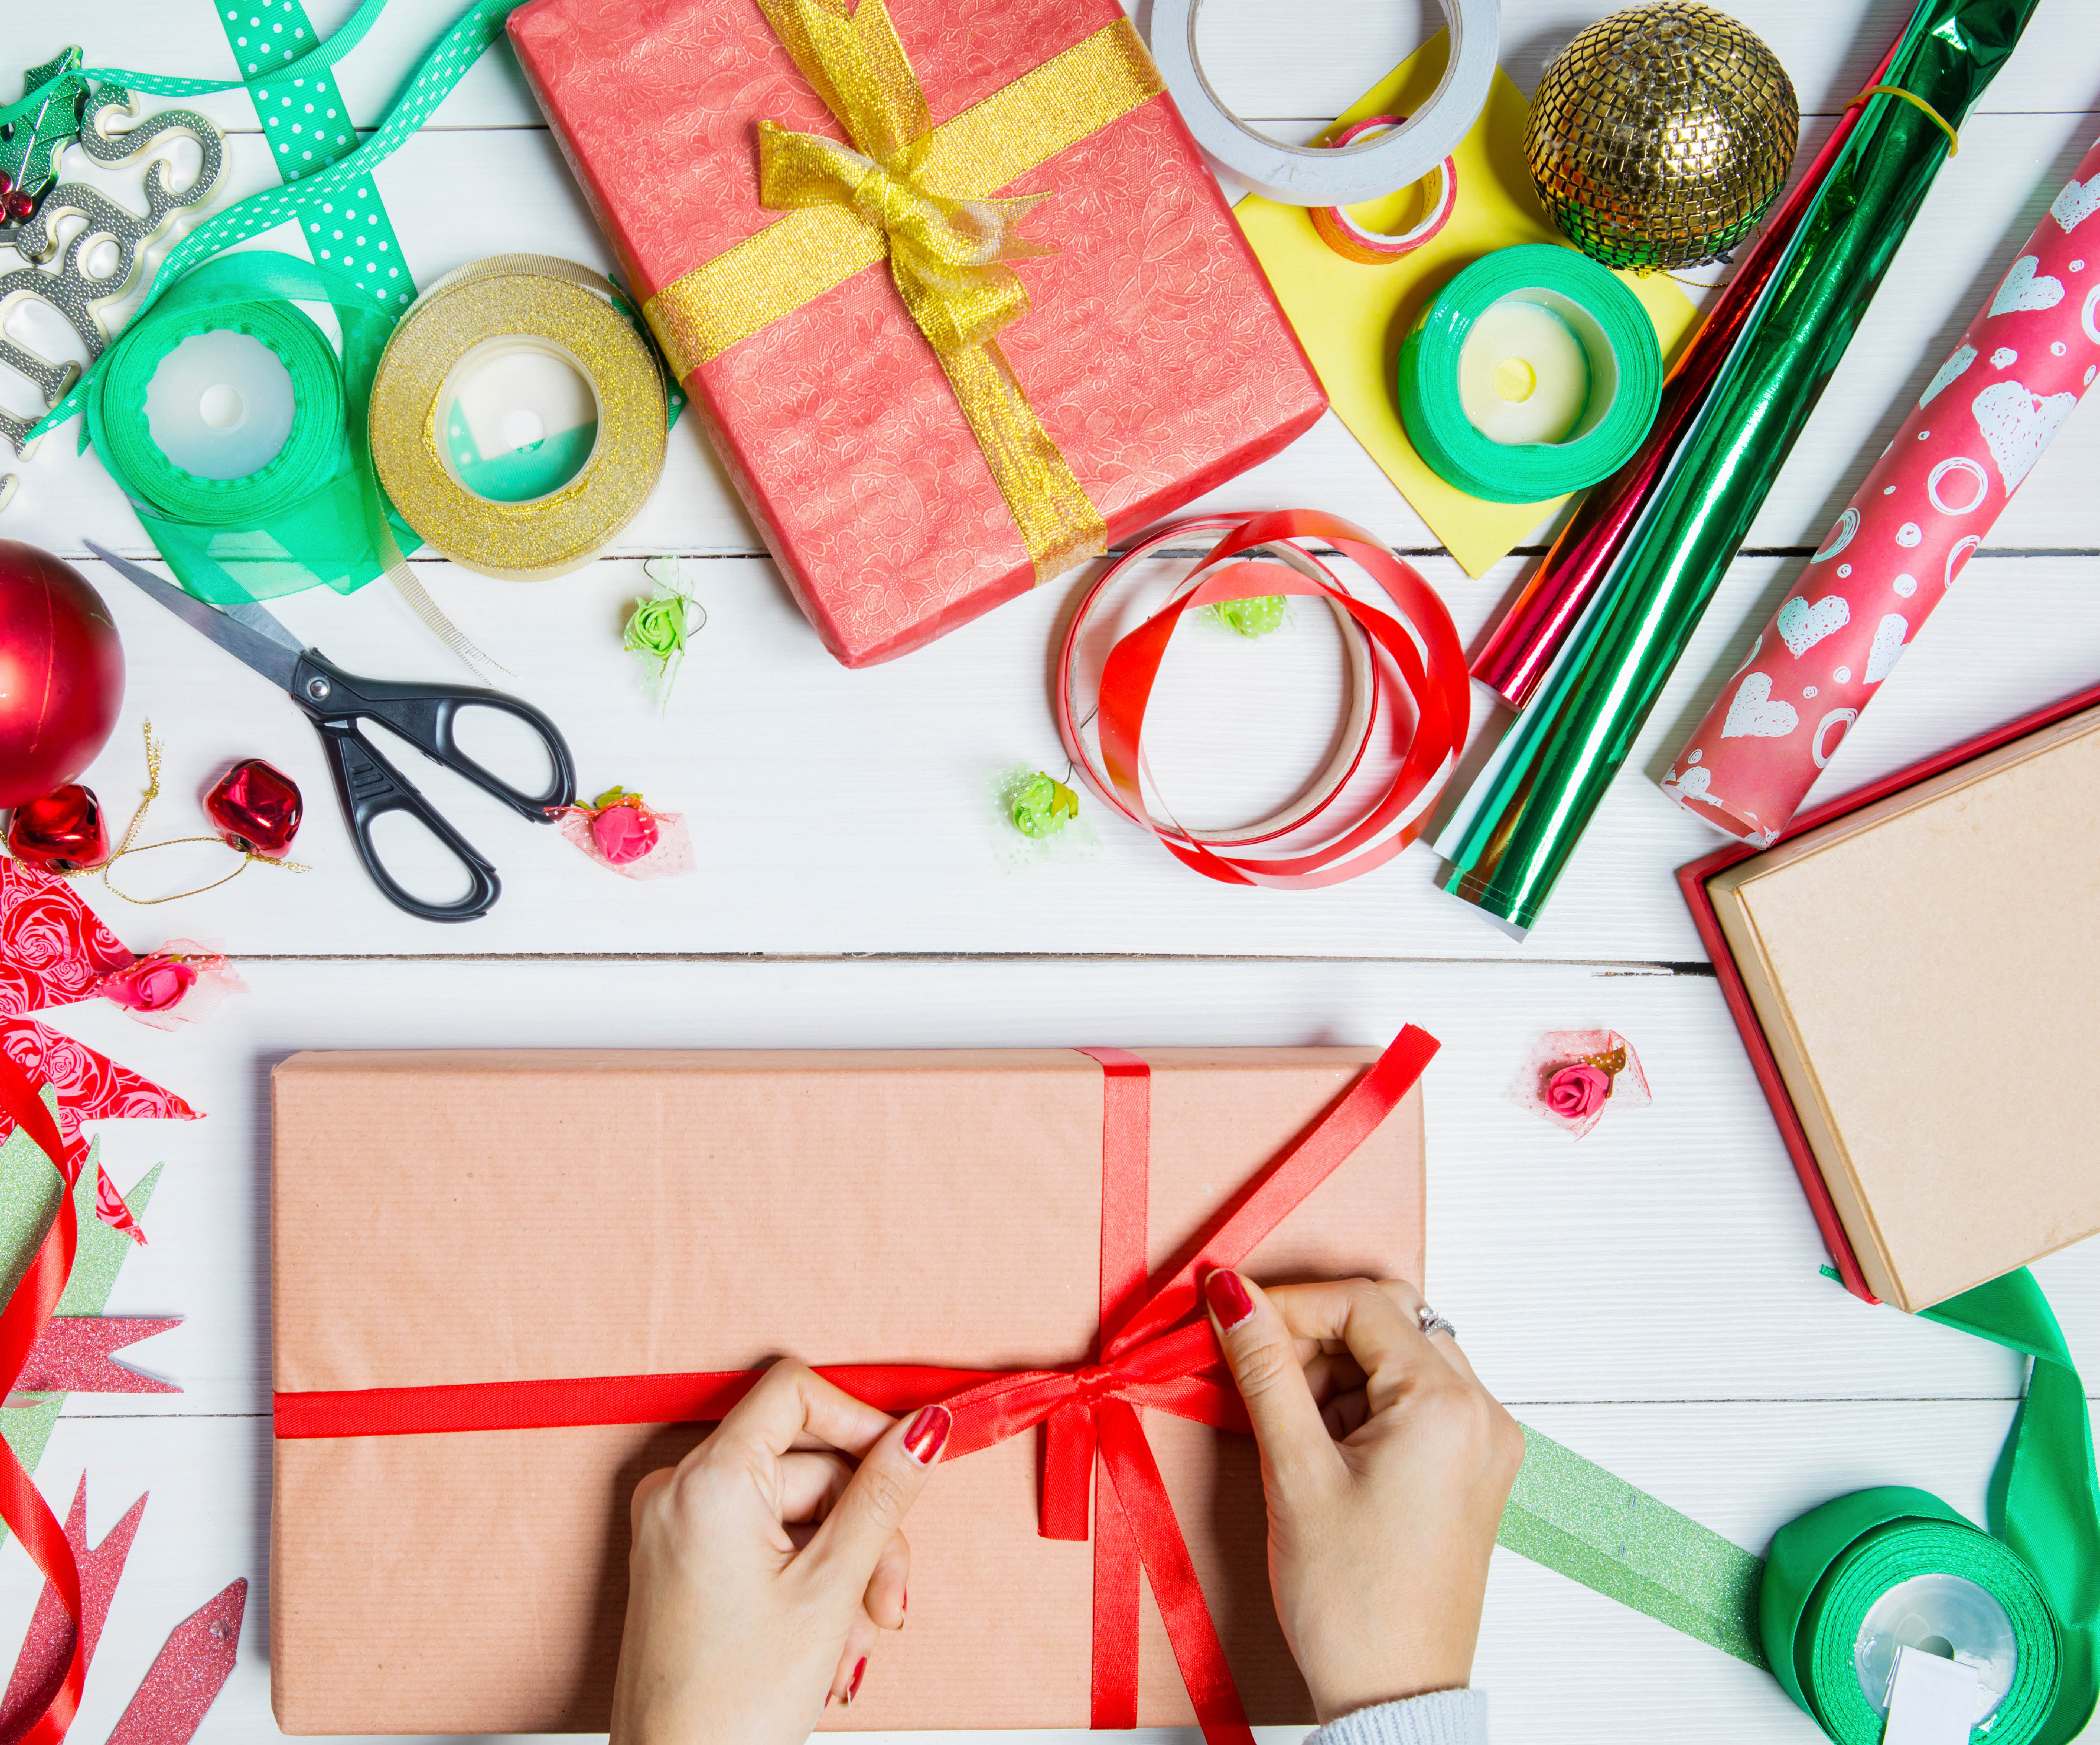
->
[643,0,1165,582]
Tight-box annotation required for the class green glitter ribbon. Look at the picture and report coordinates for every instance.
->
[1508,1268,2099,1745]
[0,1103,160,1545]
[1436,0,2041,933]
[1499,1424,1767,1664]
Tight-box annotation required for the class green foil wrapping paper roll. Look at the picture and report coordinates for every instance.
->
[1437,0,2041,934]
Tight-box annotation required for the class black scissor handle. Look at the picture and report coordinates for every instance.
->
[316,718,502,923]
[290,653,578,820]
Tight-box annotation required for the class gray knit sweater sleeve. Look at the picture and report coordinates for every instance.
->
[1305,1689,1488,1745]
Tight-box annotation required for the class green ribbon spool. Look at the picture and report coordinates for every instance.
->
[1767,1496,2061,1743]
[84,250,417,604]
[1396,243,1661,504]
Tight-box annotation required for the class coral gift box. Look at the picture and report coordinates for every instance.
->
[269,1043,1427,1732]
[507,0,1326,668]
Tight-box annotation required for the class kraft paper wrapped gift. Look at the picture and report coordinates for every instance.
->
[270,1043,1428,1733]
[506,0,1327,669]
[1702,702,2100,1313]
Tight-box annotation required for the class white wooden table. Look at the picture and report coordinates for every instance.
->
[5,0,2098,1739]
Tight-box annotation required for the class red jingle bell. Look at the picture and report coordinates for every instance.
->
[0,540,126,808]
[204,758,302,859]
[6,784,110,871]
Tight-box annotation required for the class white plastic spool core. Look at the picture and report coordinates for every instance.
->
[1148,0,1500,206]
[434,338,602,505]
[1854,1572,2019,1728]
[143,329,297,480]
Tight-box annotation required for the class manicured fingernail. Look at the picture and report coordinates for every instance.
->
[901,1587,908,1623]
[902,1404,952,1465]
[847,1657,867,1704]
[1205,1268,1255,1331]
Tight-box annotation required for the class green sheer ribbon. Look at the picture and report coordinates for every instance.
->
[83,250,418,604]
[1508,1269,2098,1745]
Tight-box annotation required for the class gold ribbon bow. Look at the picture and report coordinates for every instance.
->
[644,0,1165,584]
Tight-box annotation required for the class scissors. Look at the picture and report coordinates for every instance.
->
[87,541,577,923]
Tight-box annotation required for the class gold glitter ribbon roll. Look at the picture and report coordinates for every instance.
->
[644,0,1164,585]
[370,254,668,582]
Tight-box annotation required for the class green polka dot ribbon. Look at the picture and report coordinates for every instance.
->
[217,0,412,302]
[30,0,527,443]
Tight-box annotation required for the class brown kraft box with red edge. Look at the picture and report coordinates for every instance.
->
[269,1046,1425,1732]
[506,0,1327,668]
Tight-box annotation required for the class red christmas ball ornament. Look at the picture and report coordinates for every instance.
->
[6,784,110,871]
[0,540,126,808]
[204,758,302,858]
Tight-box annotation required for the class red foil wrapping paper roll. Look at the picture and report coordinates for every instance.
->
[1663,134,2100,845]
[1470,34,1901,711]
[1057,511,1468,886]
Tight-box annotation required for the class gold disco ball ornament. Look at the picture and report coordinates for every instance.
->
[1525,1,1799,272]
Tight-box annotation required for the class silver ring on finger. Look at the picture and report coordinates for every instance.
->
[1417,1304,1458,1342]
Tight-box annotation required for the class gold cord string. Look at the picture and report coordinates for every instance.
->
[1846,84,1960,155]
[93,721,309,905]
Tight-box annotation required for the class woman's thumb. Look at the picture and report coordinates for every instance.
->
[1205,1270,1340,1495]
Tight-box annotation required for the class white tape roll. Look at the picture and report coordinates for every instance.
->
[1148,0,1501,206]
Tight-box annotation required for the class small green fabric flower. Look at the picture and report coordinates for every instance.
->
[1012,772,1080,838]
[1209,595,1286,637]
[626,557,704,708]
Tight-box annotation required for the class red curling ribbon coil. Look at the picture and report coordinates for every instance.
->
[1058,511,1469,887]
[276,1024,1442,1741]
[1310,115,1458,263]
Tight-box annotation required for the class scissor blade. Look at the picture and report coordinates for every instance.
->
[83,541,304,694]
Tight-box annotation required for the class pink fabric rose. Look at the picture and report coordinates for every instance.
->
[1546,1063,1612,1120]
[590,803,660,867]
[99,954,198,1014]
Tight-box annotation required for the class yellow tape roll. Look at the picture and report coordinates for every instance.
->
[369,254,667,581]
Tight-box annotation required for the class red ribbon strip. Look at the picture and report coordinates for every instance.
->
[274,1025,1440,1736]
[1057,511,1469,888]
[0,1054,92,1745]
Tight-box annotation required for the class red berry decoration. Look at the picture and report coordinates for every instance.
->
[0,171,13,198]
[0,540,126,808]
[6,784,109,871]
[4,190,32,222]
[204,758,303,859]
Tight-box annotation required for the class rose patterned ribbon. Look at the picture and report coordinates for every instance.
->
[642,0,1166,585]
[274,1024,1440,1739]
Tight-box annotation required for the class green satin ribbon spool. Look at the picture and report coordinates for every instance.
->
[84,250,417,604]
[1501,1269,2098,1745]
[1398,244,1661,505]
[1436,0,2040,933]
[1768,1498,2059,1743]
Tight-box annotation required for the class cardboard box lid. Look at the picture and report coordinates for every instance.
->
[1705,707,2100,1310]
[270,1046,1423,1733]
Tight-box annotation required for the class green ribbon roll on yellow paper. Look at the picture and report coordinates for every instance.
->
[1397,243,1661,504]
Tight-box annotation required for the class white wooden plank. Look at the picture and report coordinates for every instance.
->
[3,548,2085,961]
[22,0,2097,144]
[6,1401,2093,1745]
[34,953,2100,1421]
[7,111,2099,561]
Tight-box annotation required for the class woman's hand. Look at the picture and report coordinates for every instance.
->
[1204,1272,1523,1722]
[609,1359,953,1745]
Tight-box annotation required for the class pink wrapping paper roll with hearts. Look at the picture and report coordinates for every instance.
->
[1663,136,2100,846]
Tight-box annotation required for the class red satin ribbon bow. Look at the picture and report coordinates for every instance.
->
[274,1025,1440,1738]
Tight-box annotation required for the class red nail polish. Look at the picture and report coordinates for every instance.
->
[849,1657,867,1703]
[901,1587,908,1621]
[1205,1269,1255,1331]
[902,1404,951,1465]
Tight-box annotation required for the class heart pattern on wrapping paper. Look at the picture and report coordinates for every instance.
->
[1667,764,1717,804]
[1991,256,2065,318]
[1864,614,1910,684]
[2052,174,2100,234]
[1972,380,2078,493]
[1776,594,1850,657]
[1722,671,1798,740]
[1919,344,1977,408]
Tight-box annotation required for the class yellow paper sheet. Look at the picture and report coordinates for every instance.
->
[1236,40,1698,577]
